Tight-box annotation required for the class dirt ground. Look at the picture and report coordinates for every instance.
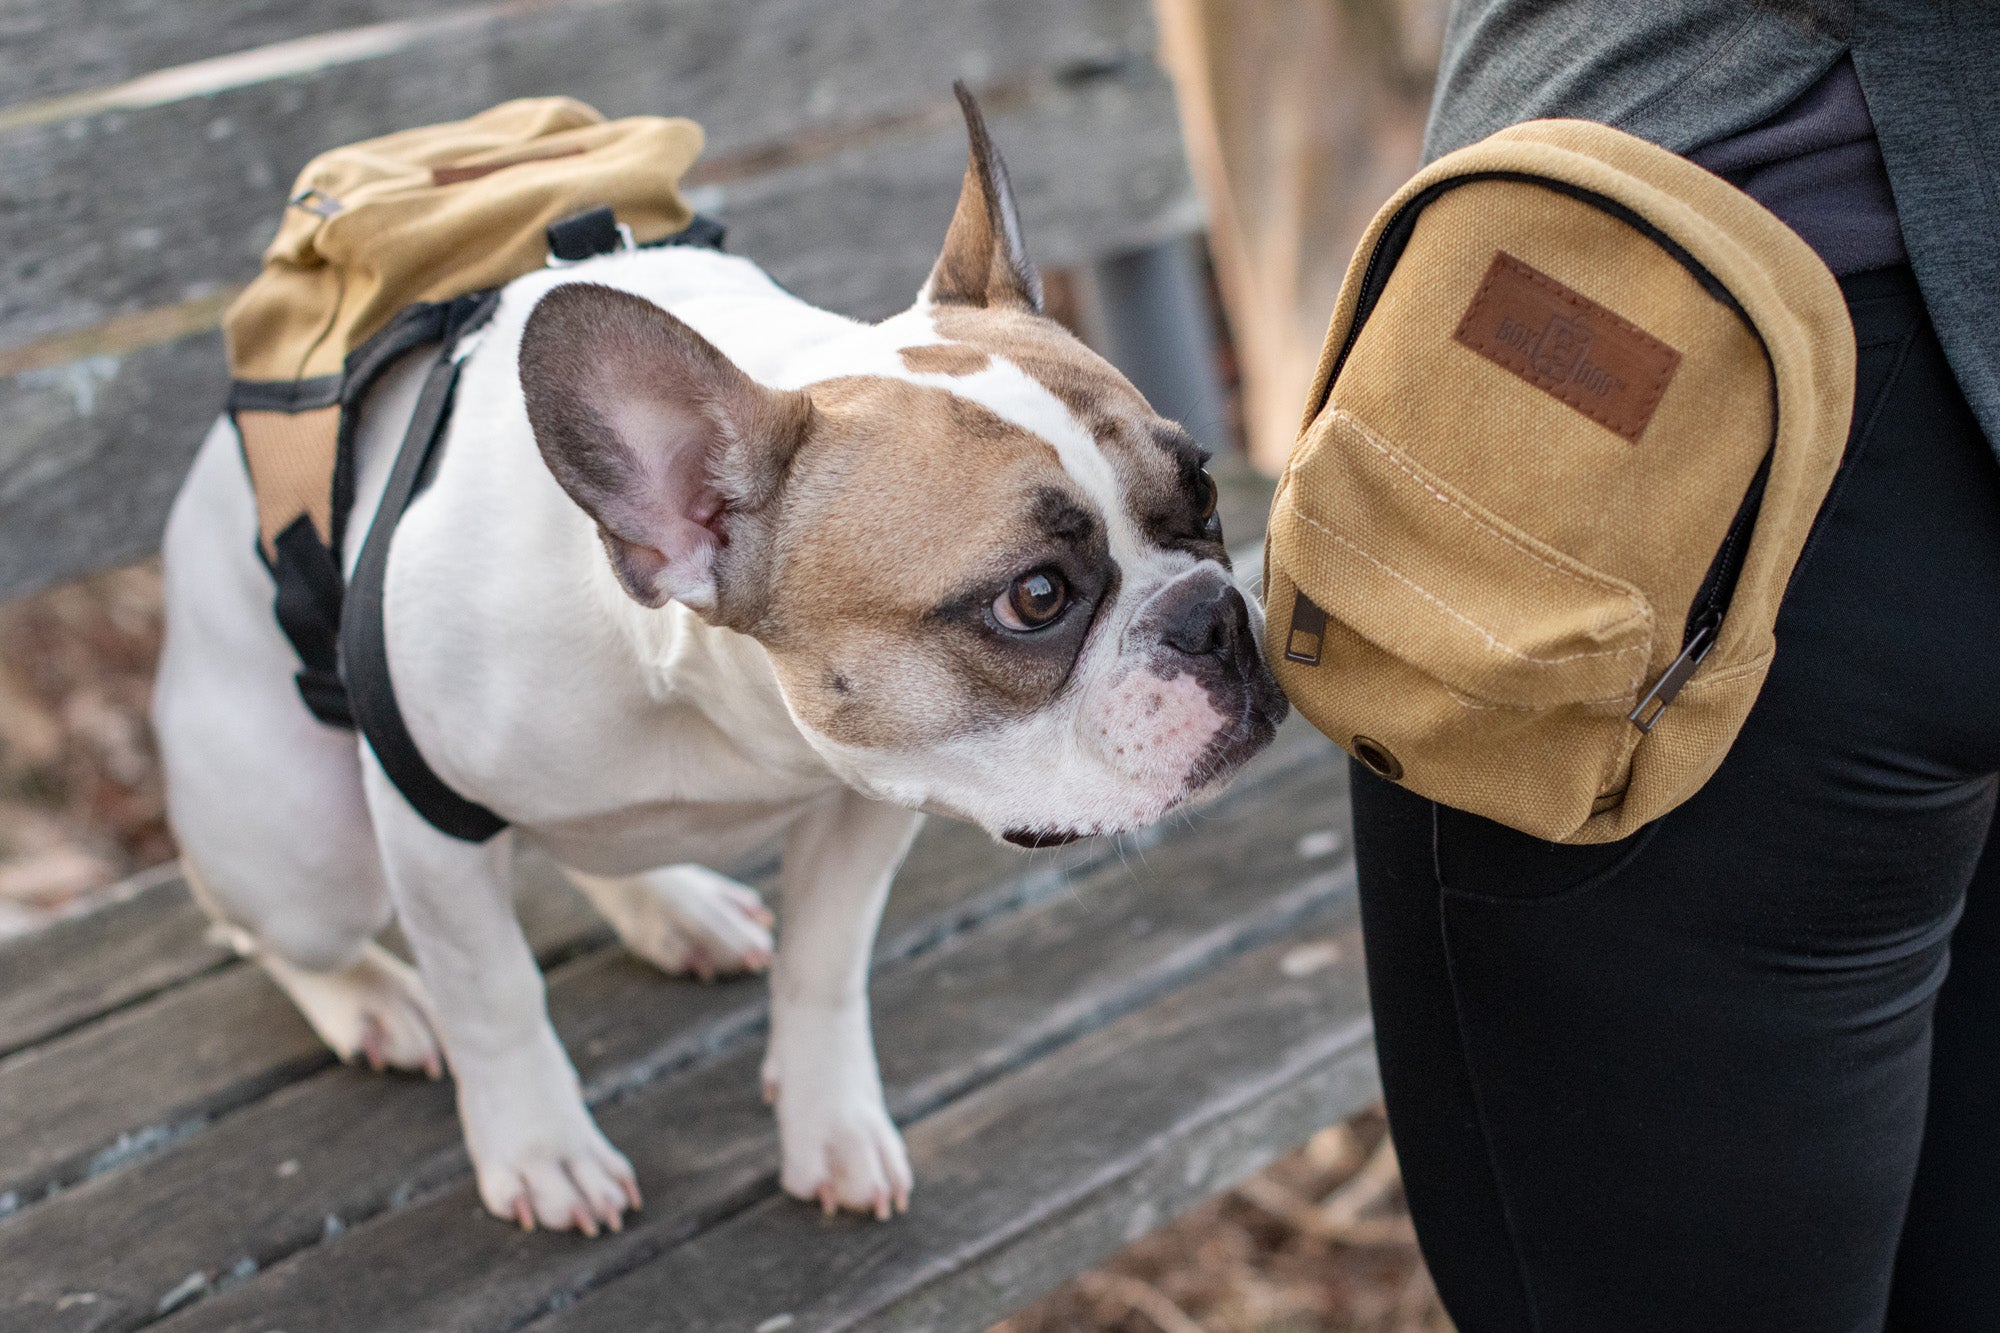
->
[995,1106,1451,1333]
[0,564,171,939]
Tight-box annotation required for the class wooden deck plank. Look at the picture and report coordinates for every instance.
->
[0,67,1195,602]
[0,0,1156,348]
[0,866,224,1061]
[0,847,625,1066]
[89,732,1348,1333]
[541,908,1374,1332]
[710,63,1199,325]
[0,0,479,108]
[0,857,603,1212]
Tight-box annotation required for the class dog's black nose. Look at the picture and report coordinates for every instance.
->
[1162,581,1250,659]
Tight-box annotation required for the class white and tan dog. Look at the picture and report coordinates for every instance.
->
[153,94,1285,1236]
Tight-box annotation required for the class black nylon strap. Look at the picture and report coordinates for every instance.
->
[334,299,483,558]
[271,515,353,727]
[295,214,729,842]
[340,294,508,842]
[229,375,344,413]
[653,213,726,252]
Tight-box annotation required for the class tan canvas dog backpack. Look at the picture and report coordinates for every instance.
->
[221,96,714,839]
[226,96,704,578]
[1265,119,1856,843]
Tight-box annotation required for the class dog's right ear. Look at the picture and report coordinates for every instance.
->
[519,282,811,623]
[924,83,1043,313]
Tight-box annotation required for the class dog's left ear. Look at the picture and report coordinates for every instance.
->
[519,282,811,625]
[924,82,1043,313]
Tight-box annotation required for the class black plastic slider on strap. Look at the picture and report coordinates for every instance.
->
[340,292,508,843]
[659,214,726,251]
[546,206,624,263]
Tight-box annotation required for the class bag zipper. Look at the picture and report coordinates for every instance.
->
[1307,170,1775,731]
[1626,452,1770,730]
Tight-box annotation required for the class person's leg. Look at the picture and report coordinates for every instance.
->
[1356,266,2000,1332]
[1887,802,2000,1328]
[1353,771,1539,1329]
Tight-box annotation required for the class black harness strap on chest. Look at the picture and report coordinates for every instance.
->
[341,291,509,842]
[263,297,500,733]
[265,211,730,743]
[297,210,729,842]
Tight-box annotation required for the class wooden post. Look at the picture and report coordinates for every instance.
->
[1152,0,1448,473]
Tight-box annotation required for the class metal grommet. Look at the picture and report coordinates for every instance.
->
[1352,735,1403,781]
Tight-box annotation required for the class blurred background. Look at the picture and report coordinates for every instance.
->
[0,1,1451,1327]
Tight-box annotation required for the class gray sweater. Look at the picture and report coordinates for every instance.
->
[1422,0,2000,454]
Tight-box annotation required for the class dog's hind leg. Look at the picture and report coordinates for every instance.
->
[184,859,440,1076]
[155,416,442,1077]
[561,864,774,981]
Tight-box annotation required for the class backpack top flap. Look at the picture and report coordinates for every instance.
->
[1267,119,1855,842]
[226,97,702,385]
[223,98,703,562]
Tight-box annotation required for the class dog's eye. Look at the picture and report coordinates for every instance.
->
[994,568,1070,631]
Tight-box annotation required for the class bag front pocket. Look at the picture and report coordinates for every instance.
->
[1277,406,1654,705]
[1269,406,1658,840]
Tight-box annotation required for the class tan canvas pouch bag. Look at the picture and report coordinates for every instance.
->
[1264,119,1857,843]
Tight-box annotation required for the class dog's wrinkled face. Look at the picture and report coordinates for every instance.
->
[520,89,1286,844]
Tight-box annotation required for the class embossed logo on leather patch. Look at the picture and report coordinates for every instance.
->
[1454,251,1682,442]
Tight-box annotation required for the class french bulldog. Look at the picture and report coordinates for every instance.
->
[153,89,1286,1235]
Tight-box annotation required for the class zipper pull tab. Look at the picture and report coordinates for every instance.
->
[1628,616,1720,733]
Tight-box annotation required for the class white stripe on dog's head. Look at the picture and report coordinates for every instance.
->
[778,306,1147,570]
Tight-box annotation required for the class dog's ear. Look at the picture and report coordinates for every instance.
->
[519,282,811,624]
[924,83,1043,313]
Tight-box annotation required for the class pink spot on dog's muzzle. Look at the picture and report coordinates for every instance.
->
[1095,669,1230,785]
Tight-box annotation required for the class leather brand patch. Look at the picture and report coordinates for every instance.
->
[1453,251,1681,442]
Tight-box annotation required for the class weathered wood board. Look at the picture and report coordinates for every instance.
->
[542,913,1375,1332]
[0,866,224,1060]
[0,0,1158,342]
[0,857,603,1212]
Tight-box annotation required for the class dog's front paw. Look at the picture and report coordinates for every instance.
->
[778,1085,912,1220]
[460,1047,641,1236]
[769,1005,911,1220]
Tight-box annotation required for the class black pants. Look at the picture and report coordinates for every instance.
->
[1354,265,2000,1332]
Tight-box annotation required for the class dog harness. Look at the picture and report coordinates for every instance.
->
[222,98,719,840]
